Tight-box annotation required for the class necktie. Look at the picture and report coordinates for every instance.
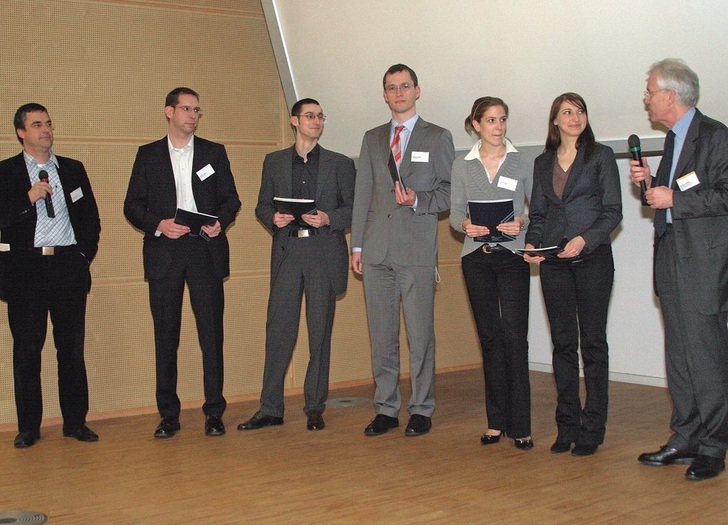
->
[390,125,404,170]
[654,130,675,237]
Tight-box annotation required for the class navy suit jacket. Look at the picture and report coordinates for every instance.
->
[124,136,240,280]
[0,152,100,261]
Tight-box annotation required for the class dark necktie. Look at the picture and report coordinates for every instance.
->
[653,130,675,237]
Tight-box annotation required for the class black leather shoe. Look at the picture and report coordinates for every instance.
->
[154,417,181,438]
[63,425,99,442]
[306,411,325,431]
[205,416,226,436]
[685,455,725,481]
[550,440,572,454]
[638,445,697,466]
[514,438,534,450]
[364,414,399,436]
[572,443,598,456]
[13,432,39,449]
[405,414,432,437]
[237,412,283,431]
[480,431,503,445]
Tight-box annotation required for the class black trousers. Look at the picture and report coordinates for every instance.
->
[3,249,91,437]
[539,244,614,446]
[148,237,226,419]
[462,248,531,438]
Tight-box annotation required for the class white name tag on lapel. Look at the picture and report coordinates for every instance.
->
[411,151,429,163]
[197,164,215,181]
[70,187,84,202]
[497,176,518,191]
[676,171,700,191]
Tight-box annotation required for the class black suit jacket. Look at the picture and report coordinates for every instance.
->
[123,136,241,280]
[526,142,622,254]
[656,110,728,314]
[255,145,355,295]
[0,152,101,261]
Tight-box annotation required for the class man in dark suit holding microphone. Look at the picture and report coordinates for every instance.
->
[124,87,240,439]
[0,103,101,448]
[238,98,355,432]
[630,59,728,480]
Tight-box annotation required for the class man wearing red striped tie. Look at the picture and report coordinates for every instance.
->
[351,64,454,437]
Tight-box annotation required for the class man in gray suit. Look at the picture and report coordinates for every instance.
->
[351,64,454,437]
[630,59,728,481]
[238,98,355,432]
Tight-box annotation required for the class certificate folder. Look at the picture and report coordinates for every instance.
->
[468,199,516,243]
[173,208,218,234]
[274,197,317,227]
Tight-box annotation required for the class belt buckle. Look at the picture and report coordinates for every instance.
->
[41,246,55,256]
[297,229,311,238]
[481,244,492,254]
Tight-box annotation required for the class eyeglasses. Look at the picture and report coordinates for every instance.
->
[295,113,327,122]
[385,83,413,93]
[643,88,668,99]
[175,105,202,115]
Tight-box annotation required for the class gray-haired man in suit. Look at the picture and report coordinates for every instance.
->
[630,59,728,481]
[238,98,355,432]
[351,64,454,437]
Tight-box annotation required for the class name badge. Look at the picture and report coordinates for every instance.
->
[70,187,84,202]
[676,171,700,191]
[411,151,429,163]
[497,176,518,191]
[197,164,215,181]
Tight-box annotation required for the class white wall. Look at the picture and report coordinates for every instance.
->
[262,0,728,385]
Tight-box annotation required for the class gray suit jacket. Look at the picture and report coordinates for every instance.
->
[255,145,355,296]
[660,109,728,314]
[351,117,454,267]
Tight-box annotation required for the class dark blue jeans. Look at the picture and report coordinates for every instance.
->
[462,248,531,438]
[539,244,614,446]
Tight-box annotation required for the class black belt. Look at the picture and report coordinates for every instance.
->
[24,245,78,256]
[288,228,320,238]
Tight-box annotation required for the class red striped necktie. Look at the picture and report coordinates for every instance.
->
[390,125,404,169]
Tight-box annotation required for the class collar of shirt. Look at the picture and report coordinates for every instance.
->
[23,149,60,173]
[390,114,419,152]
[294,142,321,164]
[463,138,517,161]
[670,106,696,153]
[167,134,194,156]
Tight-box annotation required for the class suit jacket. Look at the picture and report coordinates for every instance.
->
[351,117,454,267]
[124,136,241,280]
[0,152,101,261]
[656,110,728,314]
[526,142,622,254]
[255,145,355,296]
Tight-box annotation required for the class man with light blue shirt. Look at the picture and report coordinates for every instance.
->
[630,59,728,480]
[351,64,454,437]
[0,103,101,448]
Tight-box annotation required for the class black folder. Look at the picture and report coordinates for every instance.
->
[173,208,218,235]
[468,199,516,243]
[274,197,317,227]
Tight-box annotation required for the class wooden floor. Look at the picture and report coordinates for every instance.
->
[1,369,726,524]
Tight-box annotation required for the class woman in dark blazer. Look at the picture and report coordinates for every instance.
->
[450,97,534,449]
[523,93,622,456]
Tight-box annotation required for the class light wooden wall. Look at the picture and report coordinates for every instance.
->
[0,0,480,427]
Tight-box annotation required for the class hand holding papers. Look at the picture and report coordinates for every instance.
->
[174,208,218,240]
[274,197,317,228]
[468,199,516,243]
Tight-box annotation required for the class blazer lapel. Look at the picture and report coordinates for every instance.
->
[316,147,332,202]
[560,148,585,201]
[672,111,701,187]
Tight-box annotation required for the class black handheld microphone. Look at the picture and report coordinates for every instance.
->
[628,134,648,206]
[38,170,56,218]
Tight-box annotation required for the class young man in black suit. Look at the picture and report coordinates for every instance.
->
[124,87,240,438]
[0,103,101,448]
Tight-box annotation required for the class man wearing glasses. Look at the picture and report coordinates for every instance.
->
[124,87,240,439]
[0,103,101,448]
[238,98,355,432]
[352,64,454,437]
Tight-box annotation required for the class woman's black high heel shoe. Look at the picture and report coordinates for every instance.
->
[480,430,503,445]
